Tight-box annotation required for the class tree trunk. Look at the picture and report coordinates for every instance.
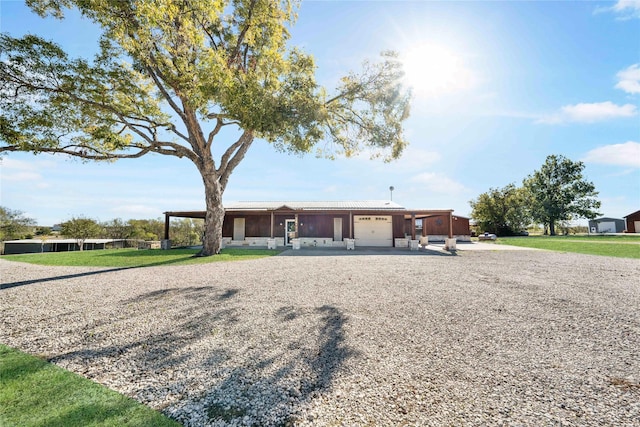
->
[549,221,556,236]
[200,172,225,256]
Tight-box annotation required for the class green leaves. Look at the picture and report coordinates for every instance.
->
[0,207,36,240]
[2,1,412,255]
[324,51,411,161]
[523,155,601,234]
[0,33,167,159]
[469,184,531,235]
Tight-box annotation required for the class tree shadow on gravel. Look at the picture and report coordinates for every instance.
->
[182,304,356,426]
[0,267,134,290]
[0,253,209,290]
[44,285,355,426]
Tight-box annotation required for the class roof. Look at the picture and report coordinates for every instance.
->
[224,200,405,211]
[624,210,640,218]
[164,201,454,219]
[3,239,124,244]
[591,217,624,222]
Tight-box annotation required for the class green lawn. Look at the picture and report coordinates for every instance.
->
[0,344,181,427]
[495,235,640,259]
[2,248,282,267]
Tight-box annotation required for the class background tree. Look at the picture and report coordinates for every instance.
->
[60,217,102,251]
[469,184,531,236]
[170,218,205,247]
[0,207,36,240]
[0,0,411,256]
[128,219,164,241]
[523,155,600,235]
[101,218,132,240]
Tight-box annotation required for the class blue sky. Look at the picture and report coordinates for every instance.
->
[1,0,639,226]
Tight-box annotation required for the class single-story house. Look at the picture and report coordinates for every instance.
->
[1,239,128,255]
[164,201,470,248]
[624,210,640,233]
[588,217,626,234]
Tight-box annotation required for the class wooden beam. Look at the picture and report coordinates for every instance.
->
[270,212,274,238]
[164,213,170,240]
[448,211,453,239]
[411,213,416,240]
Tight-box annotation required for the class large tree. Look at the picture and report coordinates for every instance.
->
[0,0,410,256]
[523,155,600,235]
[469,183,531,236]
[60,216,102,250]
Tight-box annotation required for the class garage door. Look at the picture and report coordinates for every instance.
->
[354,215,393,247]
[598,221,615,233]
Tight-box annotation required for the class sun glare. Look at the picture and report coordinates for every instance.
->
[401,43,474,97]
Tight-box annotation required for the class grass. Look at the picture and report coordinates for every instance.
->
[0,344,181,427]
[495,235,640,259]
[3,248,283,267]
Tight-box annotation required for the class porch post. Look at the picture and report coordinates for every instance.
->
[349,211,353,239]
[411,213,416,240]
[448,211,453,239]
[294,213,299,238]
[164,213,170,240]
[270,212,274,238]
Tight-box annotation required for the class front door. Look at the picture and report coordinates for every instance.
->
[333,218,343,241]
[233,218,245,241]
[285,219,296,245]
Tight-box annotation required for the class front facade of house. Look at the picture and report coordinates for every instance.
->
[164,201,470,248]
[624,210,640,233]
[588,217,626,234]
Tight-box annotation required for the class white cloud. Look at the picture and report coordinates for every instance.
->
[537,101,637,124]
[409,172,468,194]
[582,141,640,168]
[615,64,640,94]
[595,1,640,19]
[0,157,51,188]
[611,0,640,19]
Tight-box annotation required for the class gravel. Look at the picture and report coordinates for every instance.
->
[1,249,639,426]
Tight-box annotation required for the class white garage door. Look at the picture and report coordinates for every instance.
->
[354,215,393,247]
[598,221,615,233]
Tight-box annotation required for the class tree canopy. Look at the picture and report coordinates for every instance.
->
[0,0,411,255]
[60,216,102,250]
[0,207,36,241]
[470,155,601,236]
[469,184,531,236]
[524,155,600,235]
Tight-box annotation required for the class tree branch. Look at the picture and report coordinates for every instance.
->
[218,130,253,191]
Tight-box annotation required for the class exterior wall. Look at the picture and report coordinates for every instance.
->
[424,215,455,236]
[392,215,405,240]
[624,211,640,233]
[588,218,626,233]
[223,214,272,238]
[220,211,461,247]
[298,214,349,239]
[405,215,470,237]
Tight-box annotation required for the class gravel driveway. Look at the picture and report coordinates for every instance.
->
[1,250,639,426]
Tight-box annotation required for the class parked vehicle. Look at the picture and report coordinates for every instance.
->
[479,232,497,241]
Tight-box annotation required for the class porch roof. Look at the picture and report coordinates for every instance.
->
[225,200,405,211]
